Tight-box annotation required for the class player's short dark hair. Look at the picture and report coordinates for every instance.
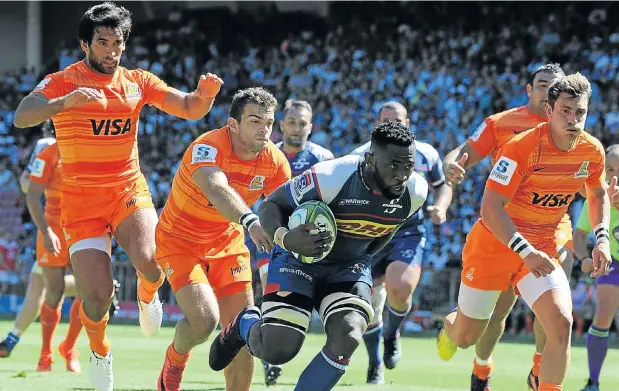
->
[79,2,133,45]
[371,120,415,149]
[283,100,312,118]
[378,101,408,118]
[528,63,565,86]
[229,87,278,122]
[606,144,619,155]
[547,72,592,108]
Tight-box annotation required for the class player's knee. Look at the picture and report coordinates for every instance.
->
[545,311,573,346]
[81,283,114,313]
[45,287,64,308]
[325,311,368,357]
[260,326,304,365]
[386,280,415,307]
[189,313,219,343]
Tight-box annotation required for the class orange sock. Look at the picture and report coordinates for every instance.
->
[166,343,191,368]
[473,357,493,380]
[79,303,111,357]
[62,298,83,351]
[532,352,542,377]
[40,303,61,356]
[137,271,165,303]
[538,381,562,391]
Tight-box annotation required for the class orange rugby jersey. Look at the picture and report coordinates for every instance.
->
[28,143,63,225]
[485,123,606,248]
[468,105,547,164]
[158,126,292,243]
[32,60,169,187]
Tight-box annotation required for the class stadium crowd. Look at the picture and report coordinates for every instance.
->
[0,2,618,321]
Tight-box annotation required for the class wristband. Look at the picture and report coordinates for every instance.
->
[508,232,534,259]
[240,212,259,230]
[274,227,289,251]
[594,223,610,244]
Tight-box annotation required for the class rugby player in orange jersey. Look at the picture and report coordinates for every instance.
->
[26,141,84,373]
[438,73,613,391]
[443,63,570,390]
[155,87,291,391]
[13,3,223,390]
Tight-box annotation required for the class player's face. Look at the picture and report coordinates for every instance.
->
[281,107,312,148]
[378,108,410,127]
[81,27,126,75]
[546,92,589,140]
[238,104,275,153]
[606,153,619,182]
[527,72,561,115]
[369,144,416,200]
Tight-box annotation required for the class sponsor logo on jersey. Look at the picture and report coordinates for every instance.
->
[90,118,132,136]
[338,199,370,206]
[336,219,398,238]
[489,157,517,185]
[531,192,573,207]
[191,144,217,164]
[125,82,142,100]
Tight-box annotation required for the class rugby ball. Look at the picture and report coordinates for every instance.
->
[287,200,337,264]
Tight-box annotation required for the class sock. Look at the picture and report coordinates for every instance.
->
[167,343,191,368]
[239,310,260,343]
[473,356,493,379]
[362,323,383,366]
[586,325,609,382]
[137,271,165,304]
[383,302,411,339]
[294,346,348,391]
[532,352,542,377]
[62,298,83,351]
[4,332,20,350]
[40,303,61,356]
[538,381,562,391]
[79,303,111,357]
[10,327,23,337]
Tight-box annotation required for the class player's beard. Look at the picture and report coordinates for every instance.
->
[87,48,118,75]
[285,134,304,148]
[373,169,403,200]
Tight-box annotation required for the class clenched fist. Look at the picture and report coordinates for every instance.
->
[196,73,224,99]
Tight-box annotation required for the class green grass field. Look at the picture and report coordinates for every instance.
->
[0,320,618,390]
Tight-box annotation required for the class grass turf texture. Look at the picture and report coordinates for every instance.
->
[0,320,618,390]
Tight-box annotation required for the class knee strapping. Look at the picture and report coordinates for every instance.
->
[319,291,375,326]
[261,300,312,336]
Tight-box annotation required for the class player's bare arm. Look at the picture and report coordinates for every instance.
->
[585,179,614,277]
[13,89,104,128]
[19,170,31,194]
[426,183,453,224]
[192,165,273,252]
[160,73,224,121]
[443,141,483,185]
[258,185,332,257]
[573,228,594,273]
[481,188,555,278]
[25,181,61,256]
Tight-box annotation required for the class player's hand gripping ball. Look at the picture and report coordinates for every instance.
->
[287,200,337,263]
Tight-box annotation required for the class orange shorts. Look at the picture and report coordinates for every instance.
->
[60,174,154,249]
[461,220,560,292]
[554,213,573,253]
[36,224,70,268]
[155,223,252,298]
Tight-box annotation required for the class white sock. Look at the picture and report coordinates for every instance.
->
[475,355,492,366]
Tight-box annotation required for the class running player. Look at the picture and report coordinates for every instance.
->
[0,126,79,359]
[442,63,567,390]
[253,99,333,386]
[438,73,612,391]
[209,120,428,391]
[13,3,223,390]
[155,87,291,391]
[350,101,453,384]
[575,145,619,391]
[25,142,83,372]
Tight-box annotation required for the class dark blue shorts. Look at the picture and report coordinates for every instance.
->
[371,234,426,279]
